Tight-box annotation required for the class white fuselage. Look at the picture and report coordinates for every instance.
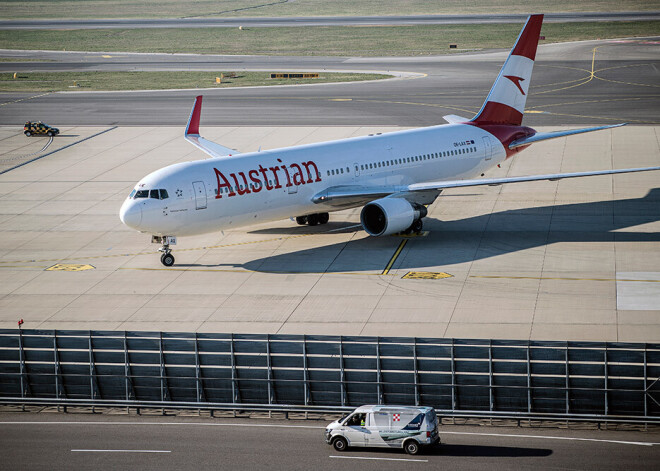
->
[119,123,506,237]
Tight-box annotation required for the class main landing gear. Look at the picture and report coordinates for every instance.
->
[403,218,423,235]
[152,235,176,267]
[295,212,329,226]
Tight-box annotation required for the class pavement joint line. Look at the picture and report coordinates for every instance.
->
[381,239,407,275]
[0,126,118,175]
[329,455,428,462]
[470,275,660,282]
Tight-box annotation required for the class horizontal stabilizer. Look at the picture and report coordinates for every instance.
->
[409,166,660,192]
[509,123,626,149]
[184,95,239,159]
[443,115,470,124]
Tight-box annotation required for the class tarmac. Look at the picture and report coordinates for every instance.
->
[0,124,658,342]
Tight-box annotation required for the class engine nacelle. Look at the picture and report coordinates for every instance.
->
[360,197,426,236]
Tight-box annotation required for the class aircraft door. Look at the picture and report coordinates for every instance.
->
[482,136,493,160]
[354,162,360,177]
[192,181,207,210]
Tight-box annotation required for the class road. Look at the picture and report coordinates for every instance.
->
[1,12,659,30]
[1,37,659,126]
[0,414,658,470]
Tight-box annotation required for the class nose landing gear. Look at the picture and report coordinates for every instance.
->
[152,235,177,267]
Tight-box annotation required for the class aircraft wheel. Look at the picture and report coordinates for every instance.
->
[318,212,329,224]
[295,216,307,225]
[160,253,175,267]
[333,436,348,452]
[307,214,319,226]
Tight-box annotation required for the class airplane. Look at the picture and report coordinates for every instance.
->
[119,14,660,267]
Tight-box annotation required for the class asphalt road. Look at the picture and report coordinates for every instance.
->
[1,12,659,30]
[1,414,658,470]
[1,37,658,127]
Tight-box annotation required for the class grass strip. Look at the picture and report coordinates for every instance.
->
[0,22,658,56]
[0,70,391,92]
[1,0,658,20]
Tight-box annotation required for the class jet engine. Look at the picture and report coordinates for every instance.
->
[360,198,427,236]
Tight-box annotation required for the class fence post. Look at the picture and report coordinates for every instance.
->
[451,339,456,411]
[413,338,420,406]
[303,335,310,411]
[267,334,274,407]
[231,333,239,404]
[340,337,346,407]
[644,346,648,420]
[195,332,205,403]
[565,343,570,414]
[604,345,609,417]
[88,331,100,411]
[54,331,65,401]
[488,340,494,413]
[18,329,30,400]
[527,342,532,415]
[376,338,383,405]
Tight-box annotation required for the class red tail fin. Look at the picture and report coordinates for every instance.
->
[471,14,543,126]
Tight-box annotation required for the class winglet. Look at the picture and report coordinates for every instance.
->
[183,95,240,159]
[185,95,203,136]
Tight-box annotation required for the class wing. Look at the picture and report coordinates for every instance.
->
[313,166,660,206]
[184,95,240,159]
[509,124,626,149]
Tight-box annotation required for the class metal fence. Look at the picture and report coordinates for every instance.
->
[0,329,658,418]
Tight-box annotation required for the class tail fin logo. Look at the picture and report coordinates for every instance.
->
[504,75,526,95]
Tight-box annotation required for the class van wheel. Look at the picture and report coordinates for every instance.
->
[47,131,53,137]
[333,436,348,452]
[404,440,420,455]
[25,131,31,137]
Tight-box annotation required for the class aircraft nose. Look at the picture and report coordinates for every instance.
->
[119,200,142,229]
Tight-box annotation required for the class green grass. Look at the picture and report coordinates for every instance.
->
[0,70,391,92]
[0,22,658,56]
[1,0,658,19]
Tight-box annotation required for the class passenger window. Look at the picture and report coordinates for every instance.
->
[160,189,168,199]
[135,190,148,198]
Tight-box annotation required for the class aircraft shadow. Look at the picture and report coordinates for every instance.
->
[236,189,660,273]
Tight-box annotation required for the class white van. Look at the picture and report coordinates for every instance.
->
[324,405,440,455]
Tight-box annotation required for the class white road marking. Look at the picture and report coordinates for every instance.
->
[330,455,427,462]
[441,431,658,447]
[71,449,170,453]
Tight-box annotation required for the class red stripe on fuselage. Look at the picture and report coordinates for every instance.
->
[468,122,536,159]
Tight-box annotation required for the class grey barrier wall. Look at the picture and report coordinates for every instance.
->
[0,329,658,417]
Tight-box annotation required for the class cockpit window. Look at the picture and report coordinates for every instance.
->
[133,188,169,199]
